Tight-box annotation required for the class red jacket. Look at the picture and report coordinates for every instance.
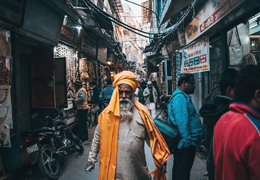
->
[213,103,260,180]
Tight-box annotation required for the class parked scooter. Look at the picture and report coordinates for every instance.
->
[21,105,83,179]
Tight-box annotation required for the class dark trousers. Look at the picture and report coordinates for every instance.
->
[172,145,196,180]
[77,109,88,141]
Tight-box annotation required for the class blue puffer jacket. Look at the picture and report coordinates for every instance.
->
[99,86,115,105]
[168,89,202,149]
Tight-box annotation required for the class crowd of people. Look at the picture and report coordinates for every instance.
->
[75,65,260,180]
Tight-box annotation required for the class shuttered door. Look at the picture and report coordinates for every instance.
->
[17,54,31,135]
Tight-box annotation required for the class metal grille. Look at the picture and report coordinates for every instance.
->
[17,55,31,136]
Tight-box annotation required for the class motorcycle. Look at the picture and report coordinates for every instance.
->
[21,106,83,179]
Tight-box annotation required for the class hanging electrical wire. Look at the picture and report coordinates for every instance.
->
[81,0,164,36]
[67,0,160,39]
[66,0,198,49]
[67,0,153,36]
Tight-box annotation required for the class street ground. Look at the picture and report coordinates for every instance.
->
[11,109,207,180]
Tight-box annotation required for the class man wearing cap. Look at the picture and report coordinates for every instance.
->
[143,81,158,119]
[75,79,88,141]
[86,71,170,180]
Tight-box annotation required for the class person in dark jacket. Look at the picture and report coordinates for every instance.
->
[90,81,99,128]
[99,79,114,109]
[199,68,238,180]
[138,83,145,104]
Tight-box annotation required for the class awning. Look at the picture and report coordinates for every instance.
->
[160,0,192,25]
[93,11,114,31]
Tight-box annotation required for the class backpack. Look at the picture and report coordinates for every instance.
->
[153,93,187,154]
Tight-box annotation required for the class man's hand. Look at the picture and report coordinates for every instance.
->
[160,163,167,174]
[85,161,95,173]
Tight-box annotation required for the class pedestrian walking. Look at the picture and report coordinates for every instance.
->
[99,79,114,110]
[213,65,260,180]
[200,69,238,180]
[90,81,99,128]
[74,79,88,141]
[139,83,145,105]
[134,85,139,101]
[143,81,158,119]
[141,79,146,90]
[168,74,202,180]
[86,71,170,180]
[152,81,160,108]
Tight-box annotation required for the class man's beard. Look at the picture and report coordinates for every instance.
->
[119,97,134,122]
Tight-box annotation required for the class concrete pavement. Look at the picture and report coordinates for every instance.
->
[22,108,207,180]
[25,128,207,180]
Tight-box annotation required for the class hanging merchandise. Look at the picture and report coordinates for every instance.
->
[79,58,89,81]
[54,43,78,100]
[228,27,243,65]
[242,53,257,67]
[176,52,182,81]
[0,124,11,148]
[0,30,11,85]
[0,85,13,129]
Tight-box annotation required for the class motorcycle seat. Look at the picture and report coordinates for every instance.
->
[33,127,55,133]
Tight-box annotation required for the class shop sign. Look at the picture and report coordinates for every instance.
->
[97,40,107,65]
[181,37,209,73]
[185,0,245,44]
[80,31,97,59]
[0,0,26,27]
[177,29,186,46]
[60,25,79,48]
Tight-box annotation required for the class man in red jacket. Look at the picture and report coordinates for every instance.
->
[213,65,260,180]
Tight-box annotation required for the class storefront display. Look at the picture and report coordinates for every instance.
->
[0,30,12,147]
[99,65,112,88]
[209,40,222,90]
[54,43,78,101]
[79,58,97,82]
[250,37,260,64]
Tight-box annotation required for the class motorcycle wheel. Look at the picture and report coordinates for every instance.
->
[38,144,62,179]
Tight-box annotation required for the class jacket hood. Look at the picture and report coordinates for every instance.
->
[199,96,233,117]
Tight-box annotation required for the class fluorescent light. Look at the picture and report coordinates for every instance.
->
[250,23,258,29]
[249,13,260,23]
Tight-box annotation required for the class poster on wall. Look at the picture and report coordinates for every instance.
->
[181,37,210,73]
[185,0,245,45]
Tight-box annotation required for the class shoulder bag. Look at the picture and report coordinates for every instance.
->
[153,93,187,153]
[228,26,243,65]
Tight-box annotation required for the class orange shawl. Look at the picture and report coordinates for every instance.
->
[98,71,170,180]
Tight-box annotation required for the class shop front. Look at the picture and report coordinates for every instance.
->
[1,0,66,173]
[181,0,260,108]
[54,16,81,125]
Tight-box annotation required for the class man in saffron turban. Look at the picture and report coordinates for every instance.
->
[85,71,170,180]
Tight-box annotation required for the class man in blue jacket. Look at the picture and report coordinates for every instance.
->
[168,74,202,180]
[99,79,114,109]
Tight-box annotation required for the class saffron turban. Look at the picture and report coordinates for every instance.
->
[107,71,138,117]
